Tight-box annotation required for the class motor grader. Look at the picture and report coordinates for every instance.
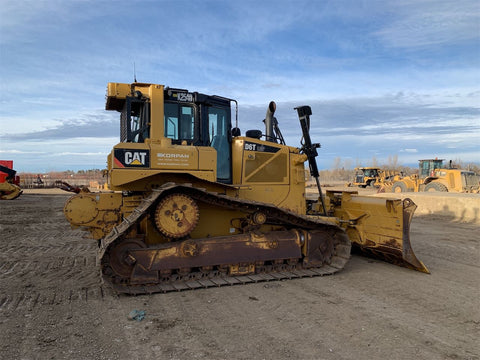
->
[0,160,23,200]
[389,159,479,193]
[63,82,427,294]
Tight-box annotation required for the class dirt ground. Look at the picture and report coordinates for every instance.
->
[0,190,479,360]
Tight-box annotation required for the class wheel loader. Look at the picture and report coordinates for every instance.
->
[0,161,23,200]
[347,167,399,188]
[389,159,479,193]
[63,82,428,294]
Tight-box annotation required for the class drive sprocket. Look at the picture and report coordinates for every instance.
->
[154,193,199,239]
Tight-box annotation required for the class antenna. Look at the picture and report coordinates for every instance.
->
[133,61,137,83]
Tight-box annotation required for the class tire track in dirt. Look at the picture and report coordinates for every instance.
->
[0,287,107,311]
[0,194,108,311]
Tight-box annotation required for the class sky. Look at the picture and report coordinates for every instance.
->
[1,0,479,172]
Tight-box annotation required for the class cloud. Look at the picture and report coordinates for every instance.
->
[0,149,46,155]
[3,90,479,172]
[373,0,479,48]
[244,91,480,137]
[1,0,479,172]
[54,151,108,156]
[0,112,117,140]
[236,91,480,168]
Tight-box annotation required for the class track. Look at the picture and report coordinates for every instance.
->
[99,183,351,294]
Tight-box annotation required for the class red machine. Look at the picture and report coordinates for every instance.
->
[0,160,22,200]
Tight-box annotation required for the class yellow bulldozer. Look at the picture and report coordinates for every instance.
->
[63,82,428,294]
[388,159,479,193]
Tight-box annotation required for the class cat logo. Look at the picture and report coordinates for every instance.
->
[114,149,150,168]
[125,151,147,165]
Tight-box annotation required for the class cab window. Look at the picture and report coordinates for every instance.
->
[121,97,150,143]
[164,102,195,142]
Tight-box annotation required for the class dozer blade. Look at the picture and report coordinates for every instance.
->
[326,191,429,273]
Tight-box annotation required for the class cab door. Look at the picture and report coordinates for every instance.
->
[207,106,231,183]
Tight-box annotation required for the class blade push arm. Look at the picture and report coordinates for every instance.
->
[295,106,326,215]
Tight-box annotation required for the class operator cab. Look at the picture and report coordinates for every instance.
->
[419,159,444,178]
[120,87,234,184]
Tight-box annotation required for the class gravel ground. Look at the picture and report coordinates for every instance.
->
[0,192,478,360]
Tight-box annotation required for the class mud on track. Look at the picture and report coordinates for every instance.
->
[0,193,479,360]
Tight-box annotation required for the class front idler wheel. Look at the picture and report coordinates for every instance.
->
[108,239,146,279]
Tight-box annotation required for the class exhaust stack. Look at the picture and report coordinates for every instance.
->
[265,101,276,143]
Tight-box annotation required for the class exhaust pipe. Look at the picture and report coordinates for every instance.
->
[264,101,276,143]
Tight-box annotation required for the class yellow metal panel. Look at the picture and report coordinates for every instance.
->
[231,138,245,184]
[240,139,289,185]
[151,143,198,170]
[238,185,290,206]
[230,137,306,213]
[448,173,455,189]
[63,192,123,239]
[198,147,217,172]
[190,204,245,238]
[113,142,149,150]
[284,153,307,214]
[109,169,216,189]
[147,84,165,142]
[105,83,132,111]
[245,152,288,183]
[107,82,131,99]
